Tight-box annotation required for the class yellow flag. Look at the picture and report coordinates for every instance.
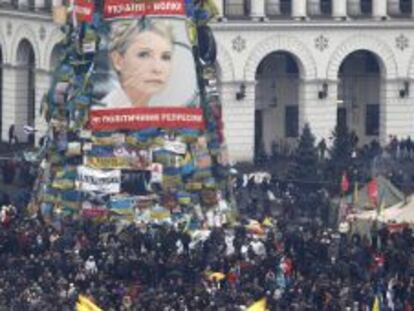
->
[379,200,385,216]
[372,296,380,311]
[76,302,88,311]
[247,297,267,311]
[77,295,103,311]
[262,217,272,227]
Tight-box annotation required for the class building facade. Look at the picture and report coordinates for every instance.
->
[1,0,414,162]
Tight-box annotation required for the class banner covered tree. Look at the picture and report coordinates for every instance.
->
[29,0,234,226]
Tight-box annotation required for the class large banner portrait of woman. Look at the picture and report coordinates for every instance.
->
[92,0,199,111]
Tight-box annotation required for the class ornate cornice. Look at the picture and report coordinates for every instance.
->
[0,8,53,22]
[211,20,414,32]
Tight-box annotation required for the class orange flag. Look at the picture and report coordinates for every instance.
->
[368,177,379,207]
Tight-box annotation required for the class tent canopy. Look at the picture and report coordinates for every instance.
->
[348,175,405,210]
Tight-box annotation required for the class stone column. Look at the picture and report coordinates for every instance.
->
[307,0,320,16]
[250,0,266,21]
[381,78,414,144]
[387,0,400,15]
[212,0,225,20]
[372,0,387,19]
[412,0,414,17]
[1,65,18,142]
[14,65,30,142]
[18,0,29,8]
[292,0,307,19]
[347,0,361,16]
[332,0,347,19]
[221,81,255,162]
[34,0,45,10]
[300,79,338,145]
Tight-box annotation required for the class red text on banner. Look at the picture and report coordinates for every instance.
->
[75,0,95,22]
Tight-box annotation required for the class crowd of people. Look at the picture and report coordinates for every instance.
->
[0,169,412,310]
[0,134,413,310]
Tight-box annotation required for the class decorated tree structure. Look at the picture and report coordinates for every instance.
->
[29,0,234,226]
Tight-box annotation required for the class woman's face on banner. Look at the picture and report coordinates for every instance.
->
[112,30,173,101]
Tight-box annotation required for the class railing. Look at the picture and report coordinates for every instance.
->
[224,0,251,19]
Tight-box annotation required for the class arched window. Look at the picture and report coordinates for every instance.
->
[320,0,332,15]
[16,39,36,145]
[280,0,291,15]
[360,0,373,15]
[255,51,300,158]
[400,0,412,14]
[338,50,381,143]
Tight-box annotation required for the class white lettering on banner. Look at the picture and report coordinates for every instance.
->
[107,3,145,15]
[105,1,184,17]
[162,140,187,154]
[75,6,92,15]
[153,2,182,11]
[160,113,202,123]
[76,166,121,194]
[89,107,205,130]
[100,114,160,124]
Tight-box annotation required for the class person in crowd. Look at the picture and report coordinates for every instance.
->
[8,124,18,146]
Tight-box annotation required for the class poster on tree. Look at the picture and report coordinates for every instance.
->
[91,0,200,128]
